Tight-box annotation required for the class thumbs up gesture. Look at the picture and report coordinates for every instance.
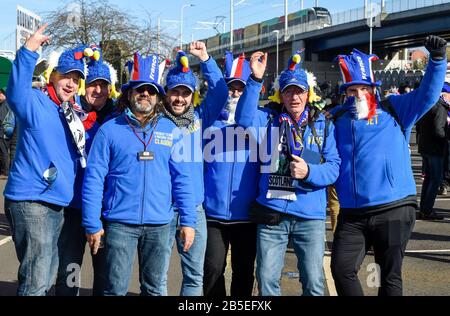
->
[290,155,309,180]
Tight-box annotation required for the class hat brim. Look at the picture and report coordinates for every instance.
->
[340,81,381,94]
[86,76,112,85]
[60,68,86,80]
[281,83,308,93]
[226,78,247,86]
[167,83,195,93]
[126,81,166,96]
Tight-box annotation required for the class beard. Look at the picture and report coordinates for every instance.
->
[130,98,154,115]
[354,95,370,120]
[224,96,239,123]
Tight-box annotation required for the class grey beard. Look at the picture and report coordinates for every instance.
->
[224,97,239,124]
[354,97,369,120]
[131,99,154,114]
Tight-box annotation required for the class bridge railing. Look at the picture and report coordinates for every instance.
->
[202,0,450,55]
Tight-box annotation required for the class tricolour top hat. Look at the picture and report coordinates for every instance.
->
[269,50,320,104]
[224,51,251,85]
[83,44,120,99]
[122,52,166,96]
[336,48,381,94]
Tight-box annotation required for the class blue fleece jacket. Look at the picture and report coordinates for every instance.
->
[333,57,447,211]
[82,112,197,234]
[4,46,79,206]
[171,57,228,209]
[235,77,341,220]
[203,119,261,221]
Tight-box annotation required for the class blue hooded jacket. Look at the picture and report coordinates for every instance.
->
[235,77,341,220]
[168,57,229,209]
[82,112,197,234]
[333,57,447,212]
[4,46,79,206]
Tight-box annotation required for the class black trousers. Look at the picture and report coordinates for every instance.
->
[203,221,257,297]
[330,205,415,296]
[0,138,10,176]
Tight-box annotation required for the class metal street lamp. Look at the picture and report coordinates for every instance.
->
[273,30,280,76]
[180,4,195,49]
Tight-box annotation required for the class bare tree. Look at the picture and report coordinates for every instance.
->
[43,0,177,83]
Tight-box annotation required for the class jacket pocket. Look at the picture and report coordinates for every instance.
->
[104,177,117,211]
[385,158,394,188]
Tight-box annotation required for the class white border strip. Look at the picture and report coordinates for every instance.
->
[323,255,337,296]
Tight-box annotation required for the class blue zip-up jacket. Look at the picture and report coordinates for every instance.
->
[203,118,261,221]
[4,46,79,206]
[171,57,228,209]
[82,112,197,234]
[235,77,341,220]
[69,100,119,210]
[333,57,447,212]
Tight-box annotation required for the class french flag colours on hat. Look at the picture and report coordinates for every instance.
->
[224,50,251,85]
[337,48,381,94]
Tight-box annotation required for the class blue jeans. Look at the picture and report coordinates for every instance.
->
[420,153,444,213]
[55,208,107,296]
[103,221,172,296]
[4,199,64,296]
[256,215,325,296]
[160,206,207,296]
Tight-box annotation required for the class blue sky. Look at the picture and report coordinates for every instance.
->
[0,0,366,51]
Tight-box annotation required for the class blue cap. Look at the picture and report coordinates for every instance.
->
[54,45,88,80]
[336,48,381,94]
[165,51,197,92]
[224,51,251,85]
[279,51,309,92]
[122,52,165,95]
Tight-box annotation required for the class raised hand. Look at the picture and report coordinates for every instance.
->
[424,35,447,61]
[24,23,50,52]
[189,41,209,62]
[250,51,268,80]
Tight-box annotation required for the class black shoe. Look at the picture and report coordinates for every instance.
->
[418,211,444,220]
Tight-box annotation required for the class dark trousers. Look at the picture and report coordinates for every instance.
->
[55,208,107,296]
[420,153,444,213]
[0,138,9,175]
[330,205,415,296]
[203,221,257,297]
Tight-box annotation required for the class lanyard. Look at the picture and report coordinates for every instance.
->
[125,116,158,151]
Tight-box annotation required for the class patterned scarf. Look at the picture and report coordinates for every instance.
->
[266,106,310,201]
[44,83,88,168]
[162,104,195,128]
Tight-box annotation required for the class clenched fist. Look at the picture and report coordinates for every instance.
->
[424,35,447,61]
[290,155,309,180]
[189,41,209,62]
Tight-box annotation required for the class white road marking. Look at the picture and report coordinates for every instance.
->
[0,236,12,246]
[323,255,337,296]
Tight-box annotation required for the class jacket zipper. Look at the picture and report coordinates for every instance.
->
[227,154,235,220]
[141,130,147,224]
[351,120,358,208]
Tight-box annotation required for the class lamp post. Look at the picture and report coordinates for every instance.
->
[230,0,234,51]
[273,30,280,76]
[180,4,195,49]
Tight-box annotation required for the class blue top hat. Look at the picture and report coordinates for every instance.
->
[224,51,251,85]
[165,51,197,92]
[336,48,381,94]
[279,50,309,92]
[122,52,165,96]
[54,45,89,80]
